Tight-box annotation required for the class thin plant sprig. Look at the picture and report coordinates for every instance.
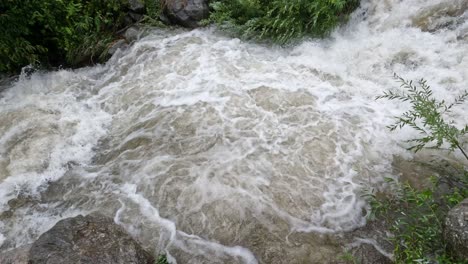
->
[376,73,468,161]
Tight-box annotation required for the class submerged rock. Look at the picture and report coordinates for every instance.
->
[343,218,394,264]
[165,0,209,28]
[351,243,393,264]
[0,244,31,264]
[28,213,154,264]
[108,39,128,56]
[412,0,468,32]
[444,198,468,260]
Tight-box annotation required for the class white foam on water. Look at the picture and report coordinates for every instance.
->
[0,70,112,209]
[118,183,258,264]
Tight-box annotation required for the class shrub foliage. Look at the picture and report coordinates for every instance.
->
[0,0,128,73]
[209,0,360,44]
[368,176,468,263]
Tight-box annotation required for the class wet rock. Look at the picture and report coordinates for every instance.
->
[124,14,135,27]
[124,26,141,42]
[128,0,145,14]
[412,0,468,32]
[0,244,32,264]
[351,243,393,264]
[165,0,209,28]
[392,157,438,191]
[129,11,144,22]
[444,198,468,260]
[108,39,128,56]
[159,13,171,25]
[343,218,395,264]
[28,213,154,264]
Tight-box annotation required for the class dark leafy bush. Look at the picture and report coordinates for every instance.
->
[142,0,168,27]
[145,0,162,19]
[0,0,128,73]
[209,0,360,44]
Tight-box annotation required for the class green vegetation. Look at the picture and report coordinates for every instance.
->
[1,0,361,72]
[368,176,467,263]
[376,73,468,161]
[367,74,468,263]
[144,0,166,25]
[209,0,360,44]
[0,0,129,73]
[156,254,169,264]
[339,250,359,264]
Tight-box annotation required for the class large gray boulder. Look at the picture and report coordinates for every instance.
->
[28,213,154,264]
[165,0,209,28]
[444,198,468,260]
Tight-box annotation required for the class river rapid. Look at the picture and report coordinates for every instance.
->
[1,0,468,263]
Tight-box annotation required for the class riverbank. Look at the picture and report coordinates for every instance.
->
[0,0,359,74]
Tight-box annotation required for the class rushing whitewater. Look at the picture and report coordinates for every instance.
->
[1,0,468,262]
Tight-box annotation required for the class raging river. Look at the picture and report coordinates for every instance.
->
[1,0,468,263]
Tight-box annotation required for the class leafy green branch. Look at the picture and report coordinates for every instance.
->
[377,73,468,161]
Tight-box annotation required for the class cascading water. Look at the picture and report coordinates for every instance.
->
[1,0,467,263]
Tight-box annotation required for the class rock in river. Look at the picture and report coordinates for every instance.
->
[444,198,468,260]
[27,213,154,264]
[165,0,209,28]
